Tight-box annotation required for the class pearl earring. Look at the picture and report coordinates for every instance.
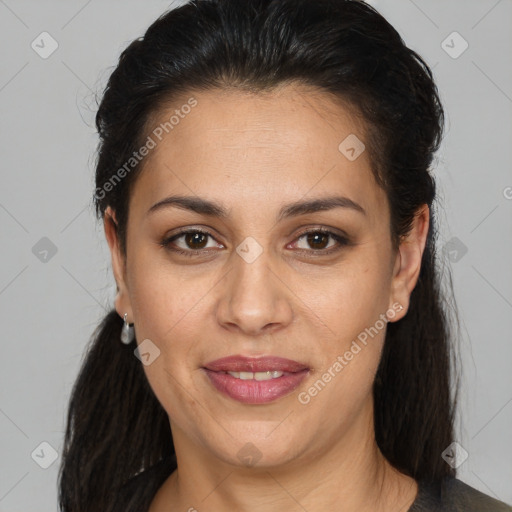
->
[120,313,135,344]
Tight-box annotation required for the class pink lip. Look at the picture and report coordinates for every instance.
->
[202,355,309,404]
[204,355,308,373]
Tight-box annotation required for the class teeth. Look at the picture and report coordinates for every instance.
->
[227,371,284,380]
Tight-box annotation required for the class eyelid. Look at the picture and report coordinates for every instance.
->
[288,227,349,252]
[160,226,351,256]
[161,227,223,253]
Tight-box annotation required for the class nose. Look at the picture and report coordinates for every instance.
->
[216,247,294,337]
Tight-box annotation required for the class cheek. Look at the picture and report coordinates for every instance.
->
[128,252,215,342]
[303,258,392,335]
[127,261,207,423]
[297,252,392,393]
[141,360,210,446]
[300,342,384,434]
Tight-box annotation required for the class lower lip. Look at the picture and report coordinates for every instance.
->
[203,369,309,404]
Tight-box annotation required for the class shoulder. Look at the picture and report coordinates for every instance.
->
[409,476,512,512]
[113,454,177,512]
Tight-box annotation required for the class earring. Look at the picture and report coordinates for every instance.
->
[120,313,135,344]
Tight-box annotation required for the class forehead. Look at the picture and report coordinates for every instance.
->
[129,84,387,223]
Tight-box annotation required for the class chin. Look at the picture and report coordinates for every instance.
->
[204,427,306,469]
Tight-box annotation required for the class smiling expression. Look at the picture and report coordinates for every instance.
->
[105,82,422,468]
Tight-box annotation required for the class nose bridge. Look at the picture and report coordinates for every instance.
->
[217,237,293,334]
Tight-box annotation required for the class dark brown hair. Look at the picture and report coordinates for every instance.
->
[59,1,457,510]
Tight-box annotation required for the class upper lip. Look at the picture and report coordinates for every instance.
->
[203,355,309,373]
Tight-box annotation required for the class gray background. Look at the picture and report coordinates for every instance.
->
[0,0,511,510]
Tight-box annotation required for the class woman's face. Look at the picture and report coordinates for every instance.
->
[105,83,426,468]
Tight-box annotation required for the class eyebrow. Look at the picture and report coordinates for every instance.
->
[146,194,366,220]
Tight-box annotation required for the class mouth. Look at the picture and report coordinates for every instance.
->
[202,355,310,404]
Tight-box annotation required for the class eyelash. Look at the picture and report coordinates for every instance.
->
[160,227,350,258]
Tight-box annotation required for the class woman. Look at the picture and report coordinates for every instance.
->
[58,0,512,511]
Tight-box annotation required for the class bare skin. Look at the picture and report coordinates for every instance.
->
[104,83,429,511]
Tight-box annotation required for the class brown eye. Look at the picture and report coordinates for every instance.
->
[294,229,349,254]
[161,229,222,256]
[183,232,209,250]
[305,232,330,250]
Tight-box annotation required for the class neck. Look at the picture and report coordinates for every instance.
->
[150,401,418,512]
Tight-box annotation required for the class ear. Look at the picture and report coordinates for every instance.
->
[387,205,429,322]
[104,206,133,322]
